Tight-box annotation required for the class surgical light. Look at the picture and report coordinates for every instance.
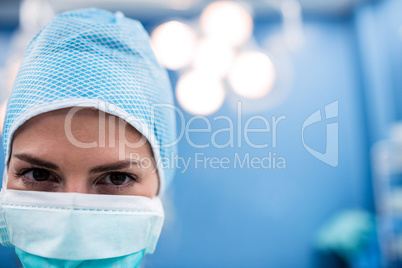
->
[200,1,253,47]
[228,51,276,99]
[176,70,225,115]
[151,21,197,70]
[193,38,236,77]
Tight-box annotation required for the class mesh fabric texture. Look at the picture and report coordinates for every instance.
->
[2,8,177,193]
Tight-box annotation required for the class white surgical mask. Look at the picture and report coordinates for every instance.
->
[0,188,164,266]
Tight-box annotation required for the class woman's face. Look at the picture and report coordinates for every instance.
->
[6,108,159,198]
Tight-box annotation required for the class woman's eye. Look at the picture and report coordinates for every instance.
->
[105,172,133,185]
[23,168,56,182]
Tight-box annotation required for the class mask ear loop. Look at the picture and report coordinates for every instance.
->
[0,167,12,247]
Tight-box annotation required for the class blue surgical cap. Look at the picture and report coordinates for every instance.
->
[2,8,177,193]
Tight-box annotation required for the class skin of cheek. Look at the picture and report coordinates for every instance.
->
[6,108,160,198]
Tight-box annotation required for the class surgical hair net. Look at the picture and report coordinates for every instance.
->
[2,8,177,193]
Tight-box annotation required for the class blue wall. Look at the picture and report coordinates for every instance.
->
[144,17,371,268]
[353,0,402,144]
[1,0,401,267]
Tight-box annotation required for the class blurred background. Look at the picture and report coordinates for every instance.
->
[0,0,402,267]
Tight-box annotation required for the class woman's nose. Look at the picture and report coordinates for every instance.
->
[62,177,92,194]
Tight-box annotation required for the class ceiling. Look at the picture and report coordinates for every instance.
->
[0,0,374,28]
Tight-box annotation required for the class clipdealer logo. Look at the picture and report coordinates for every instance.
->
[63,100,340,171]
[301,101,339,167]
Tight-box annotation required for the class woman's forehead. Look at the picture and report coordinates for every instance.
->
[14,107,141,137]
[11,107,153,158]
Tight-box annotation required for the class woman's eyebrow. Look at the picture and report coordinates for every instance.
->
[90,160,141,173]
[13,154,59,170]
[13,154,144,173]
